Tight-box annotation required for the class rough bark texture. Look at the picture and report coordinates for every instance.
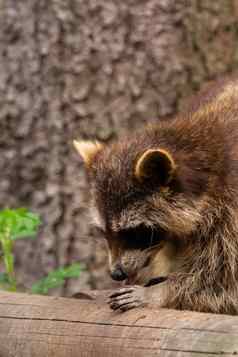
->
[1,0,238,295]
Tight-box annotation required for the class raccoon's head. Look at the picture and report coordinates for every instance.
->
[74,130,210,285]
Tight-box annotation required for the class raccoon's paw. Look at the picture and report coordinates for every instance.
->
[108,285,147,312]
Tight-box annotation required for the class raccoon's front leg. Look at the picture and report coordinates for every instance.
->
[108,286,145,311]
[108,284,167,312]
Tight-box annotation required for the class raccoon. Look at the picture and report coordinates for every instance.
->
[74,77,238,314]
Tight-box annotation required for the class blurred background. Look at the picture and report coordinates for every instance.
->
[1,0,238,296]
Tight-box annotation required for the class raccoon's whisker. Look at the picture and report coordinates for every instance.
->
[145,242,162,252]
[150,227,154,247]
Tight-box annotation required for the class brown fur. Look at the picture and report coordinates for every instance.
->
[77,76,238,314]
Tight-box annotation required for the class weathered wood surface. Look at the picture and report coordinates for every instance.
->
[0,291,238,357]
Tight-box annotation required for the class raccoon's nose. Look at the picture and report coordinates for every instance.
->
[110,265,128,281]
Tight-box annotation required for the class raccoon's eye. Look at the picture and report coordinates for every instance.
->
[118,225,166,250]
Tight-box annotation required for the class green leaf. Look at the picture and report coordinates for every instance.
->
[0,208,41,240]
[31,276,65,295]
[31,263,82,295]
[0,272,10,284]
[0,272,11,290]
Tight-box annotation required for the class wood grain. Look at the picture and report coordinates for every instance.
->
[0,291,238,356]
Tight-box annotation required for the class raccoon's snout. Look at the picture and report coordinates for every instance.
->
[110,264,128,281]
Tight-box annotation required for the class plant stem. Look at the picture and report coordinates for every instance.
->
[0,226,17,291]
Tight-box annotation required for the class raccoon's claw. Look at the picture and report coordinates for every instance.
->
[108,285,147,312]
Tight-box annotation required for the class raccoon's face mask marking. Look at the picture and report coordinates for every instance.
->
[106,224,177,285]
[115,225,165,251]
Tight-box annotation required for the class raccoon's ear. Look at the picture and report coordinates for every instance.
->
[73,140,103,166]
[135,148,176,185]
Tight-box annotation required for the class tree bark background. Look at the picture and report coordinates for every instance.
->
[0,0,238,295]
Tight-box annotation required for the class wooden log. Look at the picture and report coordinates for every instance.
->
[0,291,238,357]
